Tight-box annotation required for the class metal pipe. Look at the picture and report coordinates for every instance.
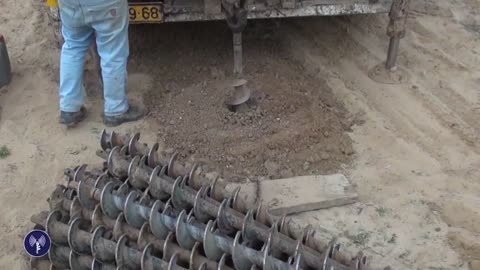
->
[97,147,361,270]
[385,36,400,70]
[385,0,408,71]
[96,132,368,269]
[99,147,245,214]
[98,130,229,199]
[70,177,351,270]
[233,32,243,77]
[99,131,181,174]
[59,196,232,270]
[48,244,116,270]
[35,211,189,270]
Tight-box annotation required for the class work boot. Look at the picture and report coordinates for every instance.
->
[60,106,87,127]
[103,105,144,127]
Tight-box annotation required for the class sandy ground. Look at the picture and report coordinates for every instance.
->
[0,0,479,269]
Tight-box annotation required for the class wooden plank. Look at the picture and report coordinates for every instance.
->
[269,193,359,215]
[226,174,359,215]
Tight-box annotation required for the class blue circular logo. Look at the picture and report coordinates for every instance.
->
[24,230,51,257]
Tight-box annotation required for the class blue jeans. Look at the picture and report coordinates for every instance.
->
[59,0,129,116]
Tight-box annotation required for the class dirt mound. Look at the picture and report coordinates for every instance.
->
[132,22,355,180]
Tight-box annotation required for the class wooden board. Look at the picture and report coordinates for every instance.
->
[225,174,358,215]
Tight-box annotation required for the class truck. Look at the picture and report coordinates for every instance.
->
[45,0,408,104]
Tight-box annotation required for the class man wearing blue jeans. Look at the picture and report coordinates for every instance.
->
[58,0,144,127]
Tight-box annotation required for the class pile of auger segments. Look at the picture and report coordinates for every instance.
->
[30,130,381,270]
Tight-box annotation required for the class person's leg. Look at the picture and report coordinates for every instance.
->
[83,0,143,126]
[85,0,129,116]
[59,0,94,123]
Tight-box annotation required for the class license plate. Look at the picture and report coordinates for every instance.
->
[128,3,163,23]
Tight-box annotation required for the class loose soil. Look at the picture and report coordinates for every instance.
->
[131,22,354,180]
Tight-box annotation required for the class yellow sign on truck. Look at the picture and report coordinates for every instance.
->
[47,0,58,8]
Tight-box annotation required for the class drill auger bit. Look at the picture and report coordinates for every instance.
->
[96,147,364,270]
[30,130,386,270]
[34,210,192,270]
[67,174,356,270]
[56,195,234,270]
[98,130,224,196]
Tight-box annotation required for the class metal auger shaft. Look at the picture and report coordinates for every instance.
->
[96,132,361,269]
[58,195,233,270]
[73,177,353,270]
[33,210,189,270]
[63,165,119,188]
[99,130,130,154]
[48,244,116,270]
[100,147,246,214]
[96,137,361,270]
[63,164,156,213]
[99,130,188,178]
[97,147,363,270]
[99,130,232,203]
[100,130,186,178]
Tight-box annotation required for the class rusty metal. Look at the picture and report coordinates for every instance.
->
[226,78,252,108]
[161,2,393,23]
[66,176,356,270]
[37,208,307,270]
[386,0,409,70]
[100,130,130,153]
[48,244,70,269]
[224,1,251,108]
[97,132,364,265]
[48,244,116,270]
[56,186,303,270]
[56,195,229,270]
[99,131,213,194]
[65,183,290,269]
[99,131,242,212]
[226,46,252,107]
[47,0,392,27]
[97,147,362,269]
[99,145,246,212]
[99,131,191,181]
[233,33,243,78]
[62,165,124,211]
[35,210,190,270]
[29,130,389,270]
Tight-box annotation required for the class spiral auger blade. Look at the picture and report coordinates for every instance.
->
[96,147,360,269]
[29,130,390,270]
